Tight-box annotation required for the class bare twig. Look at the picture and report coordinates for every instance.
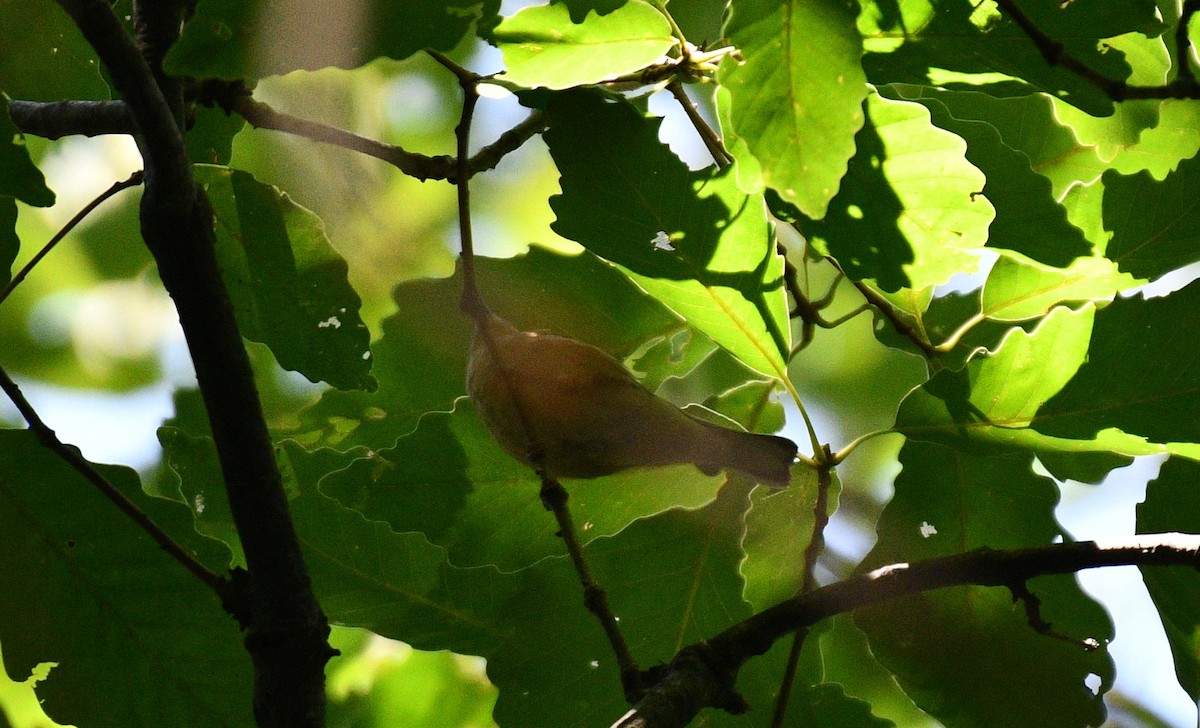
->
[0,364,227,595]
[667,79,731,166]
[0,171,144,306]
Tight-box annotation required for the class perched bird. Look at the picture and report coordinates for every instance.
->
[466,310,797,486]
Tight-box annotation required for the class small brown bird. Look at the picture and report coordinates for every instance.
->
[466,311,797,486]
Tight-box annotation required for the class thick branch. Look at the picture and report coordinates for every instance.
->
[617,534,1200,727]
[8,99,135,138]
[53,1,333,726]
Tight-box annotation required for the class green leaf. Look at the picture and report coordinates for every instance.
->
[740,468,824,610]
[489,0,675,90]
[0,0,108,101]
[718,0,867,219]
[1136,457,1200,701]
[896,305,1149,482]
[858,441,1114,728]
[0,430,252,728]
[310,403,726,571]
[195,165,374,391]
[881,85,1089,266]
[0,97,54,207]
[1102,155,1200,281]
[980,254,1137,322]
[1038,281,1200,454]
[166,0,487,80]
[861,0,1163,117]
[186,104,246,165]
[297,247,685,451]
[285,460,753,726]
[799,92,994,292]
[545,91,791,378]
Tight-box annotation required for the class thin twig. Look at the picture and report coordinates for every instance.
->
[0,364,228,595]
[667,79,731,166]
[541,474,643,703]
[0,171,144,306]
[992,0,1200,101]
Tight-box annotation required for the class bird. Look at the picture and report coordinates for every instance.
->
[466,310,798,486]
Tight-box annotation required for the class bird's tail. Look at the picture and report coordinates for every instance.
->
[692,419,798,487]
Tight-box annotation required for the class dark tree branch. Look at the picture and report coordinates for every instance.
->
[993,0,1200,101]
[0,364,228,595]
[132,0,185,126]
[52,1,334,726]
[8,99,135,138]
[0,171,143,306]
[616,533,1200,727]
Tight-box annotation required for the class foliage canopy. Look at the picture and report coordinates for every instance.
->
[3,0,1200,726]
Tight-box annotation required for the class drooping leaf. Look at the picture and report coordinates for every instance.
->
[798,91,994,292]
[861,0,1163,117]
[194,165,374,391]
[718,0,867,219]
[1102,155,1200,281]
[857,440,1115,728]
[1038,281,1200,453]
[1136,457,1200,701]
[488,0,675,90]
[545,90,791,378]
[296,247,685,451]
[0,97,54,207]
[166,0,488,80]
[0,430,251,728]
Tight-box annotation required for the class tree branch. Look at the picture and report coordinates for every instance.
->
[8,99,135,139]
[53,1,334,725]
[616,534,1200,727]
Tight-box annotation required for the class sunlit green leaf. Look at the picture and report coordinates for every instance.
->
[980,254,1137,322]
[719,0,867,219]
[799,92,994,292]
[195,165,374,391]
[0,430,251,728]
[545,90,791,378]
[740,468,824,610]
[489,0,674,90]
[881,84,1089,266]
[857,441,1114,728]
[861,0,1163,116]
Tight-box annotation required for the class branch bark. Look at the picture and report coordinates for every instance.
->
[52,1,334,725]
[615,533,1200,727]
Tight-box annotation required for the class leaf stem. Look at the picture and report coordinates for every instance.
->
[0,363,227,595]
[935,311,987,353]
[0,171,144,307]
